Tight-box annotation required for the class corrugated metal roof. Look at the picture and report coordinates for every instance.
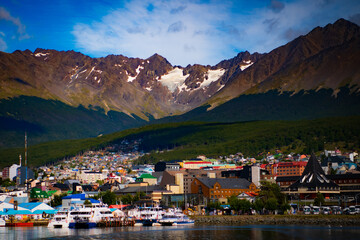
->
[33,209,57,214]
[19,202,43,210]
[196,178,252,189]
[62,194,86,200]
[4,209,33,215]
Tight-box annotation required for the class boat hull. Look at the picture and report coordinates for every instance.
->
[48,222,69,228]
[6,222,34,227]
[142,219,153,226]
[160,221,174,226]
[176,221,195,225]
[69,222,97,229]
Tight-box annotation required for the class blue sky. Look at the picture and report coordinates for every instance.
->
[1,0,359,66]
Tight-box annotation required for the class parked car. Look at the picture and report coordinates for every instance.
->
[355,206,360,214]
[342,207,350,215]
[321,207,330,215]
[312,206,320,215]
[331,206,342,215]
[349,206,357,215]
[303,206,311,215]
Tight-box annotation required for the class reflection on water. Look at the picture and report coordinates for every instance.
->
[0,225,359,240]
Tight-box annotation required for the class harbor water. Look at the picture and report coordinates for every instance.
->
[1,225,360,240]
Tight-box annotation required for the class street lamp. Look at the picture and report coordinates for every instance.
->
[355,193,360,206]
[304,195,310,206]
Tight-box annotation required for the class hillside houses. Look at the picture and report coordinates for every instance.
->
[0,145,359,211]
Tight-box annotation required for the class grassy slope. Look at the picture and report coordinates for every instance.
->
[0,116,359,168]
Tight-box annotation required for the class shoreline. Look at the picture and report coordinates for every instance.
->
[192,215,360,226]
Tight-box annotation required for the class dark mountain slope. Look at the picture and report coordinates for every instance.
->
[0,96,146,148]
[209,19,360,107]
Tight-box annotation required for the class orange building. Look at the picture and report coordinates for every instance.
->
[275,161,307,176]
[264,161,308,176]
[191,178,258,201]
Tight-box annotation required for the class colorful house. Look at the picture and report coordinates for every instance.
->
[30,188,49,200]
[136,173,157,185]
[191,178,258,203]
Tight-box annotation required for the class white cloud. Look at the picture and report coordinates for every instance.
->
[0,36,7,51]
[0,7,30,40]
[72,0,229,66]
[72,0,360,66]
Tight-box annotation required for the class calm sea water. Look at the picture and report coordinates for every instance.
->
[1,225,360,240]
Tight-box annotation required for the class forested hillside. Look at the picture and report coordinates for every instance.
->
[1,116,359,168]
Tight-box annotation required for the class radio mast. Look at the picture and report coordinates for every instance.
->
[25,132,28,189]
[25,132,27,167]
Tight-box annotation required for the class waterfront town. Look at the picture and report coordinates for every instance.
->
[0,137,360,227]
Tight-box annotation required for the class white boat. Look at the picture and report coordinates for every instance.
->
[0,218,5,227]
[159,212,178,226]
[175,214,194,225]
[159,211,194,226]
[68,204,114,228]
[48,209,70,228]
[129,207,165,226]
[69,207,97,228]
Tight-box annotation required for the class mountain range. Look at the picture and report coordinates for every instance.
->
[1,18,360,148]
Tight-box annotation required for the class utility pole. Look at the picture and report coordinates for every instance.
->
[25,132,28,190]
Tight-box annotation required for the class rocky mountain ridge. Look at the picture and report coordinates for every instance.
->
[209,18,360,108]
[0,47,258,120]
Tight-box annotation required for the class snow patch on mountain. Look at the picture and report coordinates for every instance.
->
[159,67,189,92]
[240,60,253,71]
[86,66,95,79]
[217,84,225,91]
[126,71,136,82]
[200,69,225,88]
[126,65,144,83]
[178,82,191,92]
[136,65,144,74]
[35,52,50,57]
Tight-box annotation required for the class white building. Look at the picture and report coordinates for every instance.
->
[9,164,20,181]
[78,171,106,184]
[0,202,27,211]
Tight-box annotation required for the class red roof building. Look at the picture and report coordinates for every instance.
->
[275,161,307,176]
